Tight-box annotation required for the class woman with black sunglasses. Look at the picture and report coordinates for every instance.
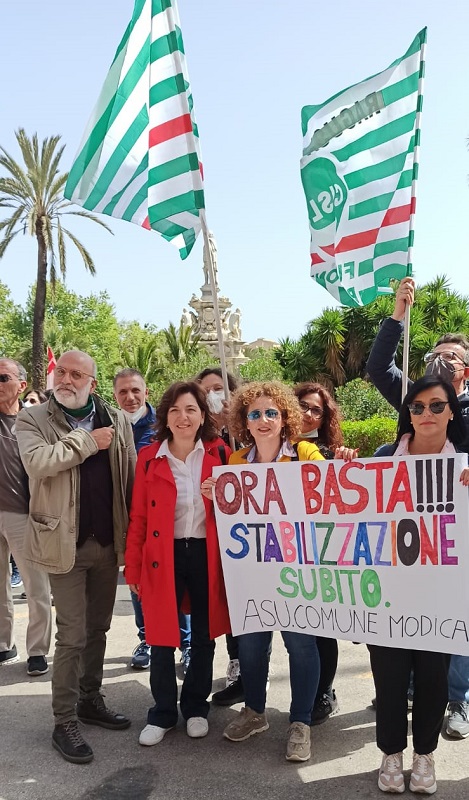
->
[202,381,324,763]
[370,374,468,795]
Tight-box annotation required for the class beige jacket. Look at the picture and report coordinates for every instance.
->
[16,395,136,574]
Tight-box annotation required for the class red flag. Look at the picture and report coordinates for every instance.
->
[46,346,57,390]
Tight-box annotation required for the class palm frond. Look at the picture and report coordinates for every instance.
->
[62,209,114,233]
[60,226,96,275]
[0,229,21,258]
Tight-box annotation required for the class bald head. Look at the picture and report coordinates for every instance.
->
[58,351,97,377]
[53,350,97,409]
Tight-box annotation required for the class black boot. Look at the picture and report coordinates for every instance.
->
[77,693,131,730]
[52,721,94,764]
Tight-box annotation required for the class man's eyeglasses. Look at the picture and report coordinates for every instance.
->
[0,373,19,383]
[299,401,323,418]
[55,367,95,382]
[424,351,466,366]
[247,408,279,421]
[408,401,450,416]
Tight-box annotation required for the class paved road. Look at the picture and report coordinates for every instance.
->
[1,575,468,800]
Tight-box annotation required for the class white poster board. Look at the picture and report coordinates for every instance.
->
[213,454,469,655]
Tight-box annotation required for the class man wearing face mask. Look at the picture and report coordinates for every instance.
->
[366,278,469,741]
[113,368,191,672]
[16,351,135,764]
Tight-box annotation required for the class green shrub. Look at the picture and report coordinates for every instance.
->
[341,417,397,457]
[336,378,398,421]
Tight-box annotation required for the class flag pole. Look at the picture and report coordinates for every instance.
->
[401,33,426,403]
[199,210,236,449]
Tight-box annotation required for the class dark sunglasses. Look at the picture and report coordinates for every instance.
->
[408,401,450,416]
[247,408,279,421]
[0,373,19,383]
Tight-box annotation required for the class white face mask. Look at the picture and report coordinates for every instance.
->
[121,405,147,425]
[302,428,318,439]
[206,389,225,415]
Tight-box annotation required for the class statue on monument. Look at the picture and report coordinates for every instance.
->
[180,308,192,329]
[202,231,218,289]
[228,308,242,340]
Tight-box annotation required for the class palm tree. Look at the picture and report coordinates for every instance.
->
[0,129,112,388]
[163,322,201,363]
[121,339,164,385]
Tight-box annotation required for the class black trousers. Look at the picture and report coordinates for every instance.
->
[368,644,450,755]
[315,636,338,701]
[148,539,215,728]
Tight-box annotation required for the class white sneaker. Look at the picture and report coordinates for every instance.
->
[139,723,174,746]
[378,752,405,793]
[186,717,209,738]
[410,752,437,795]
[226,658,240,687]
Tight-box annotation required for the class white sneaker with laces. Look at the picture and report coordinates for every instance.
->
[378,752,405,793]
[409,752,437,795]
[139,724,174,746]
[186,717,209,738]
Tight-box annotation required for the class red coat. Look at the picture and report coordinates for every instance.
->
[124,438,232,647]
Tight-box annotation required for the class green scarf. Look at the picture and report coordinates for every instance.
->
[57,396,94,419]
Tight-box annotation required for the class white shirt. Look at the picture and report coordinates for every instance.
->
[158,438,207,539]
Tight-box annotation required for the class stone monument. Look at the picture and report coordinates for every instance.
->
[183,233,248,374]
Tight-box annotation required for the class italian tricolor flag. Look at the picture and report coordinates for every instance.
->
[64,0,204,259]
[301,28,426,307]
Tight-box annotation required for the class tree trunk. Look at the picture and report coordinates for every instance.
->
[32,223,47,390]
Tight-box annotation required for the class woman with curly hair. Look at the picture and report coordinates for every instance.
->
[293,382,343,457]
[293,382,356,727]
[203,381,324,762]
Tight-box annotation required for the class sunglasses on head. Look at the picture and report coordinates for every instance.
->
[408,401,450,416]
[0,373,19,383]
[247,408,279,421]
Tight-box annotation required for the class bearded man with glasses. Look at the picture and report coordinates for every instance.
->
[366,278,469,743]
[16,350,136,764]
[0,358,51,673]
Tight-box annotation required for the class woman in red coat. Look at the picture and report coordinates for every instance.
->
[125,381,231,746]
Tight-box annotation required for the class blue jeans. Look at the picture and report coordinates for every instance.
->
[131,589,191,649]
[238,630,320,724]
[448,654,469,702]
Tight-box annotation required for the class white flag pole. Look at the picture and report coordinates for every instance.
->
[401,35,426,403]
[199,210,236,449]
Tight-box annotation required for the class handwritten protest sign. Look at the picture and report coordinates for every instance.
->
[213,454,469,655]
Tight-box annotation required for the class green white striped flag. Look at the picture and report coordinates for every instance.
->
[64,0,204,259]
[301,28,426,307]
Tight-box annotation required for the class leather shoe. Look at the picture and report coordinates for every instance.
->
[77,694,130,730]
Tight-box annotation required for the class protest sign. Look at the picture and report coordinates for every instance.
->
[213,454,469,655]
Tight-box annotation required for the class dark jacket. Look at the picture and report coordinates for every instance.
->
[367,317,469,450]
[132,402,156,453]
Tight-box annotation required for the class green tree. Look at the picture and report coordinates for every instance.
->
[276,275,469,387]
[336,378,398,421]
[0,129,112,388]
[162,321,201,363]
[240,348,285,382]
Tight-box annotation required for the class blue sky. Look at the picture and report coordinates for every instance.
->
[1,1,468,344]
